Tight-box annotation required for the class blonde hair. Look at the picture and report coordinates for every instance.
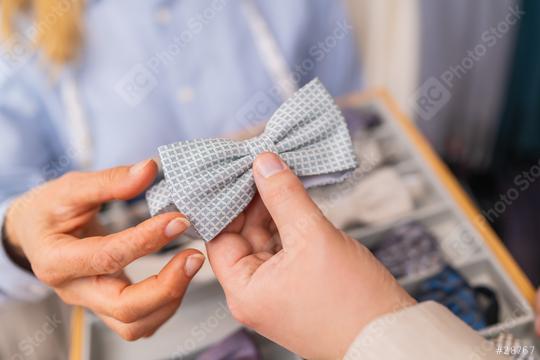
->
[1,0,84,64]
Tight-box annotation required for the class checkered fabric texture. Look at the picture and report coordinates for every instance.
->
[146,78,358,241]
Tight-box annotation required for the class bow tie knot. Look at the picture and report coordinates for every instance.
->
[245,134,277,158]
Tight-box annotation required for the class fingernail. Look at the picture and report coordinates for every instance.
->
[184,254,205,277]
[129,159,151,175]
[164,217,190,238]
[255,152,285,178]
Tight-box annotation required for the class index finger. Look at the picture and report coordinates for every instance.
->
[36,212,190,285]
[206,232,272,292]
[205,220,253,279]
[59,249,204,324]
[206,204,277,291]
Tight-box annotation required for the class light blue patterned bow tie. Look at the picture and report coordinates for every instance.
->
[146,78,358,241]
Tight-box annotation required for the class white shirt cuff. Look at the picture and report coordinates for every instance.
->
[0,198,50,302]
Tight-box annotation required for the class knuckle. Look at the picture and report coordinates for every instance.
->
[35,271,60,286]
[112,303,138,324]
[164,282,185,301]
[99,168,122,189]
[33,260,63,286]
[130,222,157,252]
[91,247,124,274]
[57,172,86,200]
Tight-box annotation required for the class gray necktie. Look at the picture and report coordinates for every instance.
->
[146,78,358,241]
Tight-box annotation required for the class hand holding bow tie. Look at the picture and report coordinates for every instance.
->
[146,78,358,241]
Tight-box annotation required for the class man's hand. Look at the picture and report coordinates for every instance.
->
[206,153,415,359]
[4,160,205,340]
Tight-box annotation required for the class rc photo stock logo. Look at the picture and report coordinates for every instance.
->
[235,89,281,130]
[0,30,35,79]
[234,17,353,130]
[114,64,159,107]
[410,3,524,121]
[114,0,231,106]
[410,77,452,122]
[0,0,77,79]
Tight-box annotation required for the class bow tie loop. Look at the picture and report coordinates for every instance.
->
[245,134,278,158]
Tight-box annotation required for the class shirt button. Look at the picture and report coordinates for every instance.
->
[155,8,172,25]
[177,87,194,103]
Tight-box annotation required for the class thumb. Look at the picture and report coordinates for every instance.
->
[252,152,336,245]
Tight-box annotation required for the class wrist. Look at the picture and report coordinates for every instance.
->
[337,279,417,358]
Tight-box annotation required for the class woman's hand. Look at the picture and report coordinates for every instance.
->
[206,153,415,359]
[4,160,205,340]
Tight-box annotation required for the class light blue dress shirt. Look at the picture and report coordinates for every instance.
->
[0,0,361,302]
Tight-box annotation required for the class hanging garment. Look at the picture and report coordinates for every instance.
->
[494,163,540,286]
[417,0,520,169]
[492,0,540,286]
[346,0,420,118]
[496,0,540,162]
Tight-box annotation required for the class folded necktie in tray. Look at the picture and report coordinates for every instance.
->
[146,78,358,241]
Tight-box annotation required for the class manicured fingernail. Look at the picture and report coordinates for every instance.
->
[130,159,151,175]
[164,217,190,237]
[184,254,205,277]
[255,152,285,178]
